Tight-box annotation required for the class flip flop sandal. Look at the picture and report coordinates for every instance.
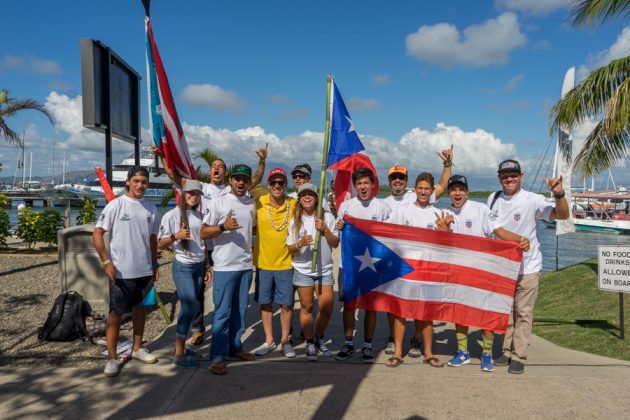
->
[190,332,204,345]
[209,361,227,376]
[423,357,444,368]
[385,357,404,368]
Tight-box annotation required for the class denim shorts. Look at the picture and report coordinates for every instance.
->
[109,275,153,315]
[293,270,334,287]
[254,268,294,306]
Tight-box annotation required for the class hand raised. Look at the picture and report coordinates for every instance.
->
[436,144,454,163]
[223,210,241,231]
[544,176,564,195]
[255,142,268,160]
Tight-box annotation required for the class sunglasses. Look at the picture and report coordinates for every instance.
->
[269,179,286,187]
[292,173,308,180]
[389,174,406,181]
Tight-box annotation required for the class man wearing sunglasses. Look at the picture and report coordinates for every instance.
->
[487,159,569,374]
[288,164,331,213]
[252,168,297,358]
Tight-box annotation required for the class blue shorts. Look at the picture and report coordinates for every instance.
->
[293,270,334,287]
[254,268,295,306]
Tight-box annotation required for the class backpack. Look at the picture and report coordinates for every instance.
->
[38,291,93,342]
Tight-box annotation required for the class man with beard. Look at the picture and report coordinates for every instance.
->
[201,164,257,376]
[252,168,297,358]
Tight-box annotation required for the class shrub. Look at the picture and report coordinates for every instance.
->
[0,194,9,210]
[16,207,41,249]
[76,197,97,225]
[0,209,10,247]
[40,209,64,247]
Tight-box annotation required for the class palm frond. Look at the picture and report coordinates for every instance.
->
[571,0,630,27]
[192,148,221,167]
[549,56,630,135]
[573,120,630,175]
[0,89,54,143]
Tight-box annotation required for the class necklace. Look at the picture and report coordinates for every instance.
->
[267,200,290,232]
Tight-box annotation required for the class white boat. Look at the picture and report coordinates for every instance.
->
[61,148,175,207]
[542,192,630,234]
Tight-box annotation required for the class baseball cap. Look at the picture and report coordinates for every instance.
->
[297,183,318,196]
[183,180,204,193]
[497,159,521,173]
[231,164,252,178]
[291,164,312,177]
[447,175,468,190]
[267,167,287,181]
[388,165,407,177]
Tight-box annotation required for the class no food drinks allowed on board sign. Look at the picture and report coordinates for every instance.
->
[598,246,630,293]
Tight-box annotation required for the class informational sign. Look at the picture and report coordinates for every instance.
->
[598,246,630,293]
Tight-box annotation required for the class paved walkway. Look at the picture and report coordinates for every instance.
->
[2,279,630,420]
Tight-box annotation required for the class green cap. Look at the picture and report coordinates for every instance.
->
[231,164,252,178]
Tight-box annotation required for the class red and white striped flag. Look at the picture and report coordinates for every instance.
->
[341,216,522,333]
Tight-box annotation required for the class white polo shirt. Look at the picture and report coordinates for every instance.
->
[203,193,256,272]
[487,189,554,275]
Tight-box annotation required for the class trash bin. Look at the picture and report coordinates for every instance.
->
[58,224,109,310]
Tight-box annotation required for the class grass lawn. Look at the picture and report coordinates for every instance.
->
[534,258,630,361]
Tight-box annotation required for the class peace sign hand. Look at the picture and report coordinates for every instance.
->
[434,210,453,232]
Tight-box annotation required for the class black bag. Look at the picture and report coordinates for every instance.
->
[38,291,93,342]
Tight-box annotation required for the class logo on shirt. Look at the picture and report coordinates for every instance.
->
[147,216,152,224]
[465,219,472,228]
[427,223,435,229]
[489,210,498,222]
[99,213,105,221]
[120,213,130,222]
[159,225,164,232]
[514,212,521,222]
[371,216,378,221]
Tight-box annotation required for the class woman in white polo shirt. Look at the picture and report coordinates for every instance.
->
[287,183,339,361]
[158,180,210,368]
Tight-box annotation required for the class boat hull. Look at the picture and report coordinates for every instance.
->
[541,219,630,234]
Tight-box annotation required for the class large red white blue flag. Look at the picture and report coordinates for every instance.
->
[327,81,378,210]
[341,216,522,333]
[145,17,196,180]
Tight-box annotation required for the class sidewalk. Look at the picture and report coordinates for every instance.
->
[2,276,629,420]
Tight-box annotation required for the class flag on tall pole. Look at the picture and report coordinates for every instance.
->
[327,80,379,210]
[555,67,575,235]
[341,216,522,333]
[144,2,196,180]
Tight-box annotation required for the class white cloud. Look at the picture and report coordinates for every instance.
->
[593,26,630,67]
[371,74,392,86]
[180,84,247,113]
[533,39,552,50]
[266,94,290,105]
[495,0,569,16]
[405,13,527,68]
[346,97,382,111]
[274,108,308,120]
[0,54,62,74]
[503,74,525,92]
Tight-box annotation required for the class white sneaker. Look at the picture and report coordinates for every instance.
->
[254,342,277,356]
[104,358,122,377]
[132,348,158,364]
[281,343,296,358]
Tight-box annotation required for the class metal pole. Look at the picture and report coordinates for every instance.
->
[311,75,333,272]
[620,292,625,340]
[105,48,113,185]
[555,235,559,271]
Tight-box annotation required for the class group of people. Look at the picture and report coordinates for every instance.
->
[94,144,569,378]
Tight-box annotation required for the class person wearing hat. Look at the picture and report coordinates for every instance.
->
[152,144,267,346]
[158,180,210,368]
[440,175,497,371]
[381,146,453,355]
[487,159,569,374]
[289,163,332,213]
[201,164,257,375]
[93,166,160,377]
[252,168,297,358]
[287,183,339,361]
[385,171,447,368]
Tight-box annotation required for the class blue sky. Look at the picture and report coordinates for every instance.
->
[1,0,629,190]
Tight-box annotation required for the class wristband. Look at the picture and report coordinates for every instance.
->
[102,259,111,268]
[219,223,226,232]
[443,160,453,167]
[553,191,565,199]
[170,234,176,242]
[152,262,160,269]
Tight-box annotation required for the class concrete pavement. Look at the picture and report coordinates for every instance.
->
[2,281,630,420]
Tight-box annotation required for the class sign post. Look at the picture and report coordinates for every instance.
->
[598,245,630,340]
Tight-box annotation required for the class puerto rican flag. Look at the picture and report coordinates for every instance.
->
[145,16,196,180]
[327,81,378,210]
[341,216,522,333]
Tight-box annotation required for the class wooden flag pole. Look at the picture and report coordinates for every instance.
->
[311,75,333,272]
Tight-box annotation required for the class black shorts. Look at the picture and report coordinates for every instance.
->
[109,275,153,315]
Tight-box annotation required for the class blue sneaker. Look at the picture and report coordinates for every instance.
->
[481,353,494,372]
[447,350,471,367]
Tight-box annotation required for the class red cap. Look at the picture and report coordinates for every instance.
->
[267,167,288,181]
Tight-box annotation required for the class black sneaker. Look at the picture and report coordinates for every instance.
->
[494,355,510,366]
[335,344,354,361]
[362,346,375,364]
[315,337,332,357]
[508,360,524,374]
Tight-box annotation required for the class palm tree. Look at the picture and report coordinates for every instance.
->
[0,89,53,143]
[549,0,630,176]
